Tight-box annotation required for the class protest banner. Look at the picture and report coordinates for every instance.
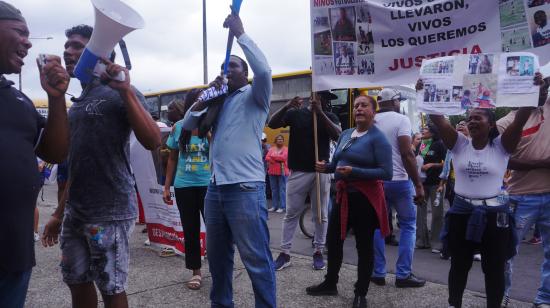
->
[417,52,539,115]
[129,129,206,257]
[311,0,550,91]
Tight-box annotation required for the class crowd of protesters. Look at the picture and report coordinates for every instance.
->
[1,1,550,308]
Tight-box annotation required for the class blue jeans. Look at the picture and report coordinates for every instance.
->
[0,268,32,308]
[205,181,276,308]
[504,193,550,304]
[268,175,287,210]
[373,180,417,279]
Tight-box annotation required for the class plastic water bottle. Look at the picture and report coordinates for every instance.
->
[496,185,510,228]
[434,191,441,207]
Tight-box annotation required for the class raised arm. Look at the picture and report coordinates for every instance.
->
[224,15,272,110]
[311,97,342,140]
[35,55,70,163]
[268,97,301,129]
[100,59,161,150]
[429,115,458,150]
[501,107,536,154]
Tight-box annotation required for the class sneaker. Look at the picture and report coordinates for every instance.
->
[274,252,291,271]
[473,254,481,261]
[268,207,275,212]
[370,276,386,286]
[527,237,542,245]
[385,235,399,246]
[352,295,367,308]
[431,248,441,254]
[306,280,338,296]
[502,294,510,307]
[440,252,450,260]
[276,208,284,213]
[144,239,151,246]
[395,273,426,288]
[34,232,40,242]
[313,251,326,270]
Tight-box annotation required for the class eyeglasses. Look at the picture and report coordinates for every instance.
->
[342,137,358,151]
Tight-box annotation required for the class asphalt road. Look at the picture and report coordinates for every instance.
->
[266,200,543,303]
[32,184,542,305]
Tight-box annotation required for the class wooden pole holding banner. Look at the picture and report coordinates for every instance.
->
[312,93,322,225]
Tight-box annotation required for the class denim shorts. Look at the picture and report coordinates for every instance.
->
[60,215,134,295]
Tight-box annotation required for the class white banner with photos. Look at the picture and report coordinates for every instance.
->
[417,52,540,115]
[311,0,550,91]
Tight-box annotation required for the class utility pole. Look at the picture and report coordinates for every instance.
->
[202,0,208,85]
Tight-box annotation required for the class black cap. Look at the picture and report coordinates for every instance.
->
[0,1,25,23]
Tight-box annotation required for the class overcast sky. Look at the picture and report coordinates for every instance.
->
[7,0,311,99]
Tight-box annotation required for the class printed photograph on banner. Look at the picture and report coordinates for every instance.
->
[357,55,375,75]
[334,42,356,75]
[421,59,454,75]
[528,7,550,47]
[356,4,373,55]
[357,23,374,55]
[499,0,527,27]
[452,86,476,110]
[498,52,539,95]
[468,54,494,74]
[330,6,356,42]
[463,75,498,108]
[505,55,535,75]
[314,56,335,75]
[501,27,532,51]
[527,0,550,8]
[314,30,333,55]
[356,4,371,23]
[422,83,451,103]
[312,8,331,33]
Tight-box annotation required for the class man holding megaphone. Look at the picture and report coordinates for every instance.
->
[182,13,276,308]
[41,24,161,308]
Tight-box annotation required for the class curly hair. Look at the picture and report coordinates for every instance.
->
[178,89,206,153]
[65,24,93,39]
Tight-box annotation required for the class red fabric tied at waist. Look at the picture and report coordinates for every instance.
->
[336,179,389,240]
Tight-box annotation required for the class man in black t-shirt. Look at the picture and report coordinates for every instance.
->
[268,91,341,271]
[0,2,70,307]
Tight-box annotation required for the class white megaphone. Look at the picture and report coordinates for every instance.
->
[74,0,145,84]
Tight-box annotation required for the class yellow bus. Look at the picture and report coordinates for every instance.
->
[143,70,421,145]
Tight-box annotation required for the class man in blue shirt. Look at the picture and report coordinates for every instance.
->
[181,15,276,307]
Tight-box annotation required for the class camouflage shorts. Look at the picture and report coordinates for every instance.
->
[60,215,135,295]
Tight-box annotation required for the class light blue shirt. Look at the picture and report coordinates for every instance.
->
[181,33,272,185]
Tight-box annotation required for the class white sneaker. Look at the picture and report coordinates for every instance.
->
[473,253,481,261]
[144,239,151,246]
[268,208,275,212]
[276,208,284,213]
[34,232,40,242]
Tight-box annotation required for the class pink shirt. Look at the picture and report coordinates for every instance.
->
[265,146,290,176]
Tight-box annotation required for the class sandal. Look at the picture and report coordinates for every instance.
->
[159,247,176,257]
[186,275,202,290]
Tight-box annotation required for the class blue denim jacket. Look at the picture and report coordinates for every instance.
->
[181,34,272,185]
[441,196,518,259]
